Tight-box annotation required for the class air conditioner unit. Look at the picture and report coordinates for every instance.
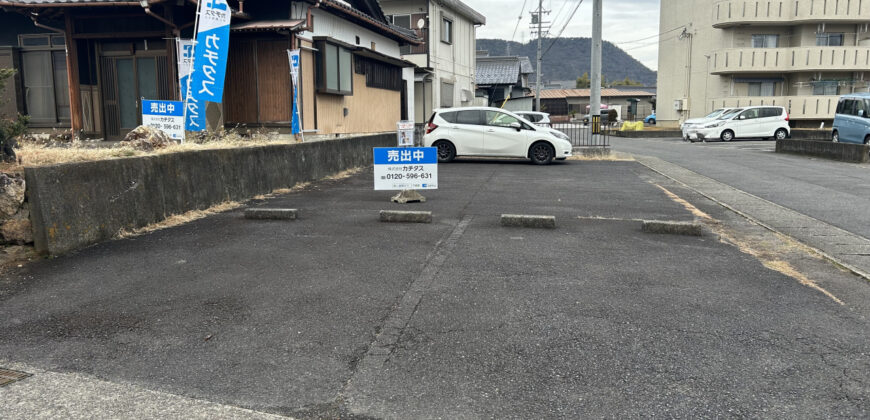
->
[673,99,684,111]
[461,89,472,102]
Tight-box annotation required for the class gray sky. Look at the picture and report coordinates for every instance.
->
[466,0,661,70]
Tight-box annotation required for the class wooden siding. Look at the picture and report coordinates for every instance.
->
[224,39,258,124]
[257,39,292,123]
[300,45,316,131]
[315,71,400,135]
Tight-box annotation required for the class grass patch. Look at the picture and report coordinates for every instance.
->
[116,201,242,239]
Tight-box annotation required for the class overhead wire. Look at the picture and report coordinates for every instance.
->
[542,0,584,57]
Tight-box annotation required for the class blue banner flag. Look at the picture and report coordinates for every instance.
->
[185,0,232,132]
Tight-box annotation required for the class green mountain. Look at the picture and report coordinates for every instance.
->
[476,38,656,86]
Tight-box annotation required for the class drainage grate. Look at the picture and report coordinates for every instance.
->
[0,368,31,387]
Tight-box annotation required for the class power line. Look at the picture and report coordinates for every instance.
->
[542,0,583,57]
[548,0,572,32]
[510,0,530,43]
[616,25,686,45]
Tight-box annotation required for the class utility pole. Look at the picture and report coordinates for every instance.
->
[531,0,549,111]
[590,0,602,140]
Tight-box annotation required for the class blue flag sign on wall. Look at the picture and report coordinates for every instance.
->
[185,0,232,132]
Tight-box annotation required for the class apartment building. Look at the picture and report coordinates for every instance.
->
[380,0,485,123]
[658,0,870,127]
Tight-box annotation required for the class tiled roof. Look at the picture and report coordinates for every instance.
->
[231,19,305,33]
[538,88,656,99]
[476,56,534,86]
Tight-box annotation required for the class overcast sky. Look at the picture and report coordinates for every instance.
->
[465,0,661,70]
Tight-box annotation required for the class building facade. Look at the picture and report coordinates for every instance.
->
[0,0,419,140]
[658,0,870,127]
[380,0,485,123]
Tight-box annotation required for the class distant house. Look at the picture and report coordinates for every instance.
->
[0,0,420,140]
[539,88,656,119]
[475,55,534,112]
[380,0,486,123]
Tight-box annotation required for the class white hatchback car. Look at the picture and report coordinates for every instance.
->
[681,108,738,141]
[514,111,551,126]
[423,107,573,165]
[694,106,791,142]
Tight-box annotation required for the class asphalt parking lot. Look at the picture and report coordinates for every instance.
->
[1,157,869,418]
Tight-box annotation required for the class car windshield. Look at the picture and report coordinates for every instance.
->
[718,109,743,119]
[705,109,725,119]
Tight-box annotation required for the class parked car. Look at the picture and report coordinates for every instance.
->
[423,107,573,165]
[643,112,656,124]
[514,111,551,126]
[694,106,790,142]
[832,93,870,144]
[681,108,738,141]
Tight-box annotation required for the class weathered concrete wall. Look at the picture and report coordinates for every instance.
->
[775,139,870,163]
[612,130,682,139]
[26,134,393,255]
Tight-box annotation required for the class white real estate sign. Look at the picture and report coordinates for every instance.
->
[142,99,185,141]
[373,147,438,191]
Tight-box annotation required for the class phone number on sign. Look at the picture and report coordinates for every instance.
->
[383,173,434,180]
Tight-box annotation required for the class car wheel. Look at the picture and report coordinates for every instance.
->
[650,119,656,125]
[774,128,788,141]
[529,142,554,165]
[864,135,870,145]
[720,130,735,142]
[434,141,456,163]
[832,131,839,143]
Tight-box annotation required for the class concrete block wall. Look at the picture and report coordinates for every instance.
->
[25,134,393,255]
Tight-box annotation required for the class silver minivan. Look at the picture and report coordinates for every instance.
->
[832,93,870,144]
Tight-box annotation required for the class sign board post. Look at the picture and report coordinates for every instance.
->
[142,99,185,141]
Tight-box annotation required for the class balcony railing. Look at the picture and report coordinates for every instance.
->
[713,0,870,27]
[711,95,840,119]
[711,46,870,74]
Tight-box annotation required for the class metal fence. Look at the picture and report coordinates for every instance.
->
[547,122,611,147]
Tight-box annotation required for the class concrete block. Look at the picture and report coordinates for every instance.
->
[641,220,706,236]
[379,210,432,224]
[775,139,870,163]
[245,208,298,220]
[500,214,556,229]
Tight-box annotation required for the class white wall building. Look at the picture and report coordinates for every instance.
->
[380,0,485,123]
[658,0,870,127]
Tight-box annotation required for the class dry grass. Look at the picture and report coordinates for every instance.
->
[116,201,242,239]
[654,183,844,305]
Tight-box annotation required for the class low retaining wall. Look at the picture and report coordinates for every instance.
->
[611,130,682,138]
[775,139,870,163]
[26,134,393,255]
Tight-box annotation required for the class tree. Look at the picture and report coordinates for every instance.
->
[611,76,643,87]
[576,72,590,88]
[0,69,28,162]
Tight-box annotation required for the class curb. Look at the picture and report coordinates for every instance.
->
[379,210,433,224]
[641,220,706,236]
[245,208,298,220]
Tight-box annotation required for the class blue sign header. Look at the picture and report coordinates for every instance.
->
[142,100,184,117]
[374,147,438,165]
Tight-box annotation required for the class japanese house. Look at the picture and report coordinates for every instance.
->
[0,0,420,140]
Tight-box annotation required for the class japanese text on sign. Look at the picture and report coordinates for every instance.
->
[142,99,185,141]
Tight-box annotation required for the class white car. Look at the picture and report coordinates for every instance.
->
[423,107,573,165]
[694,106,791,142]
[514,111,551,126]
[681,108,738,141]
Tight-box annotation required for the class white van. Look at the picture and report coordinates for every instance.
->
[694,106,790,142]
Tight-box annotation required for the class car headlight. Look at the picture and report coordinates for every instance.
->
[704,121,725,128]
[551,130,570,141]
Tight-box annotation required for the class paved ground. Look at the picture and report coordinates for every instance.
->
[611,137,870,239]
[1,158,869,418]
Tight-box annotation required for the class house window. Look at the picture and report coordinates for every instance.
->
[751,34,779,48]
[441,17,453,44]
[816,33,844,46]
[812,81,839,95]
[316,41,353,95]
[747,82,776,96]
[390,15,412,54]
[354,56,402,91]
[18,34,70,126]
[440,82,454,107]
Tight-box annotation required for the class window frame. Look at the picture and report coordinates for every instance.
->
[441,16,453,44]
[816,32,845,46]
[18,33,71,126]
[315,40,353,96]
[751,34,779,48]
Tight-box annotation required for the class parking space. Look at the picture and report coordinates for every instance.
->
[1,158,869,418]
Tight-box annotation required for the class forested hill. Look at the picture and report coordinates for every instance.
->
[476,38,656,86]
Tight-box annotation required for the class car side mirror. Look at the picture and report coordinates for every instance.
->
[510,122,522,131]
[860,109,866,117]
[738,115,746,120]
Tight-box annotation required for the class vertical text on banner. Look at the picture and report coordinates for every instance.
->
[287,49,302,135]
[176,39,194,101]
[185,0,231,132]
